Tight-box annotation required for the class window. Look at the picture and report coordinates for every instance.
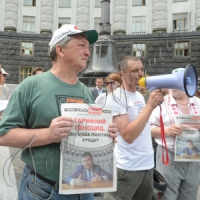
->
[132,0,145,6]
[24,0,36,6]
[133,43,145,57]
[94,18,100,33]
[59,0,71,8]
[174,42,189,56]
[173,13,187,30]
[95,0,101,7]
[20,67,32,82]
[173,0,187,2]
[58,18,71,28]
[22,16,35,33]
[21,42,34,56]
[132,16,146,33]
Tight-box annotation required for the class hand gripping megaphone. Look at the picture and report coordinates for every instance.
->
[138,64,197,97]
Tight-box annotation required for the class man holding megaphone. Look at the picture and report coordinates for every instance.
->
[149,68,200,200]
[104,56,164,200]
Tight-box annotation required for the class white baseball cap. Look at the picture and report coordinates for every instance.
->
[49,24,98,50]
[1,68,9,75]
[172,68,184,74]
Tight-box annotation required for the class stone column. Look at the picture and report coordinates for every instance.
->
[40,0,54,34]
[113,0,126,35]
[4,0,19,32]
[196,0,200,31]
[152,0,167,33]
[76,0,90,30]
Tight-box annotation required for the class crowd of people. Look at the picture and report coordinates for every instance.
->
[0,23,200,200]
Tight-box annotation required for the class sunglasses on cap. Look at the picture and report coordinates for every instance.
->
[106,81,116,85]
[2,74,7,78]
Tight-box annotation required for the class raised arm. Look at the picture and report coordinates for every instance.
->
[114,89,163,144]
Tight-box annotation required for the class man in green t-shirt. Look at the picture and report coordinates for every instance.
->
[0,24,117,200]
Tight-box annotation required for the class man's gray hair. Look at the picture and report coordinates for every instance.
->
[49,36,72,61]
[118,56,141,72]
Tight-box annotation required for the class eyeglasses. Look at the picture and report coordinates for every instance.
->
[106,81,115,85]
[2,74,7,78]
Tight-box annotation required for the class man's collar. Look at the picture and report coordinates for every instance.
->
[96,86,102,91]
[86,166,93,172]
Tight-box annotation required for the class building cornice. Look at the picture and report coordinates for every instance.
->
[0,31,52,41]
[111,31,200,42]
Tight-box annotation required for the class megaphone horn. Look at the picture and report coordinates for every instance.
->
[138,64,197,97]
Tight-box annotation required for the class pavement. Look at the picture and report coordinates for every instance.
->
[0,146,18,200]
[1,146,200,200]
[1,147,103,200]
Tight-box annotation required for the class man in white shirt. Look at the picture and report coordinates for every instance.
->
[104,56,164,200]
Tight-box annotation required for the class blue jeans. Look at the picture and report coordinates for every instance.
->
[18,165,94,200]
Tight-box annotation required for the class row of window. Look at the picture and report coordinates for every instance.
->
[22,41,189,57]
[133,13,189,33]
[19,41,188,82]
[22,16,72,33]
[133,42,189,57]
[133,0,187,6]
[24,0,187,7]
[21,12,190,33]
[24,0,101,7]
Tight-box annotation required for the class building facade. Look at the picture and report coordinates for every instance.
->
[0,0,200,84]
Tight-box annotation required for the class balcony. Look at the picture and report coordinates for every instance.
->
[173,29,190,33]
[21,31,35,34]
[132,32,146,35]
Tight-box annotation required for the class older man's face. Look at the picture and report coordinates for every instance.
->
[61,35,91,73]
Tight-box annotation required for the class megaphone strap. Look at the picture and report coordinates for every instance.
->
[159,105,169,165]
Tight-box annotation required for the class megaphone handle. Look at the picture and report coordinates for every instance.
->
[148,87,157,92]
[159,105,169,165]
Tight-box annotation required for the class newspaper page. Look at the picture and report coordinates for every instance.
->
[59,103,116,195]
[175,114,200,162]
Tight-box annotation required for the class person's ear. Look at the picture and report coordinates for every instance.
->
[56,45,64,57]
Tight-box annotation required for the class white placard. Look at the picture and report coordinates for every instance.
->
[59,103,116,195]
